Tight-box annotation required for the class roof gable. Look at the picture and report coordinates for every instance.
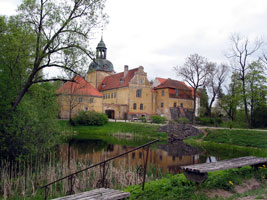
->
[57,75,102,97]
[155,78,191,91]
[98,68,139,91]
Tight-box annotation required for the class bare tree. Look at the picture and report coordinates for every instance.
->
[227,34,262,128]
[174,54,212,123]
[11,0,107,111]
[206,63,228,117]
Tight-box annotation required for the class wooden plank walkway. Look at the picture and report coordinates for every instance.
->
[53,188,130,200]
[180,156,267,183]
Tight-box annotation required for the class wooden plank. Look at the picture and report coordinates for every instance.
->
[53,188,130,200]
[181,156,267,173]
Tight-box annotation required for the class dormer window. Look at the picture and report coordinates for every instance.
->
[175,89,179,96]
[120,79,124,84]
[102,83,106,88]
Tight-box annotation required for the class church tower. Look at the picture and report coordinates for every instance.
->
[86,37,114,88]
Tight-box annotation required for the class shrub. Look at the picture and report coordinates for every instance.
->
[177,117,190,124]
[151,115,167,124]
[139,116,147,123]
[72,111,108,126]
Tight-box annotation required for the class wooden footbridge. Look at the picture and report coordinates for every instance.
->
[181,156,267,183]
[53,188,130,200]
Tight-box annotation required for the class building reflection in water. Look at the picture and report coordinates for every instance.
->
[58,140,202,174]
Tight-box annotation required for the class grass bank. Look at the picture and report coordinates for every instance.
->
[203,129,267,149]
[59,120,167,146]
[126,166,267,200]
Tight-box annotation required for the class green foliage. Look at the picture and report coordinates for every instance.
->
[151,115,167,124]
[253,105,267,128]
[198,87,209,116]
[139,116,147,123]
[125,166,267,200]
[176,117,190,124]
[0,83,60,160]
[72,110,108,126]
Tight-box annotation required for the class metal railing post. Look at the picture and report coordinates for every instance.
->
[102,161,106,187]
[44,186,48,200]
[142,145,150,191]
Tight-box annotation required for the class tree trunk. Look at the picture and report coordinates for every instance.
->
[242,79,250,128]
[192,88,197,124]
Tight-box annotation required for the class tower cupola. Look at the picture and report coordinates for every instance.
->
[88,37,114,72]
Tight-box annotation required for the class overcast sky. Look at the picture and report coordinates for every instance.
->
[1,0,267,81]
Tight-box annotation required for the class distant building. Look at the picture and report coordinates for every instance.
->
[57,38,200,120]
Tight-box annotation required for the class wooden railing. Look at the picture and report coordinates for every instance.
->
[41,139,159,200]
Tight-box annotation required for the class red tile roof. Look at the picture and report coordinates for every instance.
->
[57,75,103,97]
[98,68,139,91]
[156,77,167,84]
[155,78,191,91]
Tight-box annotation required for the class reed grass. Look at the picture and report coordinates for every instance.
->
[0,151,162,199]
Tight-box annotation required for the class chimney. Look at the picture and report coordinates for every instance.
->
[124,65,128,78]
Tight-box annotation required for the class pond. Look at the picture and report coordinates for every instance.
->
[59,137,218,174]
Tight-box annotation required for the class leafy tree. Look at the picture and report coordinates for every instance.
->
[198,87,209,116]
[10,0,107,110]
[246,61,267,127]
[228,34,262,128]
[219,72,242,121]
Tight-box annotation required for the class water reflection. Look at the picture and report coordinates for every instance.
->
[59,139,206,174]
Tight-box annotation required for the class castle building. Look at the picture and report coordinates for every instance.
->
[57,38,200,120]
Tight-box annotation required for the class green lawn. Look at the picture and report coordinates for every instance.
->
[204,129,267,149]
[58,120,167,146]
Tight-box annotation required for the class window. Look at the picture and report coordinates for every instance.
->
[139,152,142,158]
[79,97,83,103]
[136,89,142,97]
[102,83,106,88]
[174,102,176,107]
[160,155,162,160]
[84,107,88,111]
[175,89,179,96]
[139,79,143,84]
[114,92,116,98]
[111,93,113,98]
[89,98,94,103]
[161,90,165,96]
[161,102,164,108]
[108,93,110,99]
[120,79,124,84]
[133,103,137,110]
[180,103,183,108]
[132,152,135,159]
[172,156,175,161]
[140,103,143,110]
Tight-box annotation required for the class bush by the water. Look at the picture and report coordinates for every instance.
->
[151,115,167,124]
[195,117,222,126]
[176,117,190,124]
[72,111,108,126]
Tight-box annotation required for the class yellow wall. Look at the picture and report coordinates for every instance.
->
[57,95,103,119]
[86,71,111,88]
[167,98,193,109]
